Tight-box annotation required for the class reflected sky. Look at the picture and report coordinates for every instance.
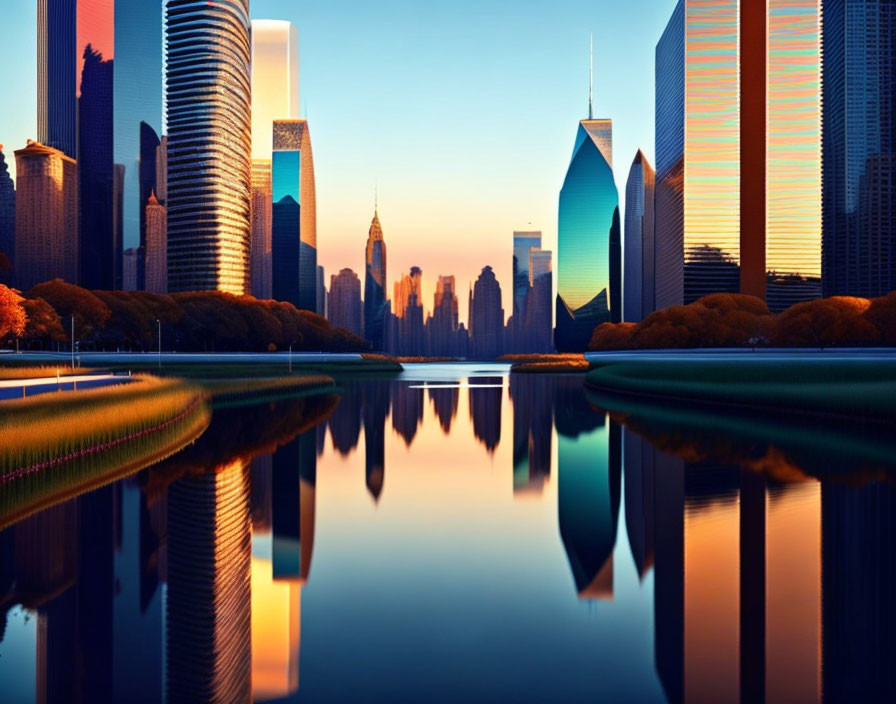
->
[0,365,894,702]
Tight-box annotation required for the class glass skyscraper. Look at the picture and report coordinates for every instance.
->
[365,211,388,351]
[822,0,896,299]
[166,0,252,295]
[512,230,541,324]
[114,0,163,290]
[272,120,317,311]
[624,150,656,322]
[556,119,620,352]
[655,0,822,311]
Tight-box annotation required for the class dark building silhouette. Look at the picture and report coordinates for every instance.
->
[470,266,504,359]
[469,382,502,453]
[0,147,14,284]
[37,0,78,159]
[272,433,317,582]
[78,44,116,290]
[524,249,553,353]
[510,374,552,493]
[137,122,162,290]
[428,385,459,435]
[328,268,363,339]
[326,385,362,457]
[391,382,424,447]
[623,150,656,322]
[364,210,388,350]
[389,266,425,356]
[362,381,390,501]
[426,275,461,357]
[822,2,896,298]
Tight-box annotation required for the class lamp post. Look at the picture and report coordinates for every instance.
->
[156,319,161,369]
[71,316,75,371]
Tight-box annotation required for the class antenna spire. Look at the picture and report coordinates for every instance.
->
[375,184,378,213]
[589,33,594,120]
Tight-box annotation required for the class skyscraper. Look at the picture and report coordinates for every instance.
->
[392,267,424,356]
[655,0,822,311]
[0,146,15,284]
[14,141,79,290]
[250,20,299,301]
[526,248,553,352]
[145,191,167,294]
[470,265,504,359]
[427,275,459,356]
[512,230,542,349]
[624,150,656,322]
[114,0,163,288]
[328,268,363,338]
[364,210,388,350]
[271,120,316,310]
[556,116,620,351]
[822,0,896,299]
[316,265,326,317]
[166,0,252,295]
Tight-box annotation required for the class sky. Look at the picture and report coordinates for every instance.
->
[0,0,679,325]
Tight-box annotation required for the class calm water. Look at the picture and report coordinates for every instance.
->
[0,363,894,703]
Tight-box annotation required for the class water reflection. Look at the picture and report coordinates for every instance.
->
[0,368,893,702]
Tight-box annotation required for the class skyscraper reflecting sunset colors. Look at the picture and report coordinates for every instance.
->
[166,0,252,295]
[272,119,317,310]
[365,210,388,350]
[655,0,822,311]
[556,119,620,351]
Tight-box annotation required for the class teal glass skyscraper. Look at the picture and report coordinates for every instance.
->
[272,119,317,311]
[556,112,621,352]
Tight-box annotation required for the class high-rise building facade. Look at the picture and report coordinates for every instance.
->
[250,20,299,301]
[328,268,363,338]
[364,211,388,350]
[471,265,504,359]
[512,231,541,336]
[271,120,316,310]
[655,0,822,312]
[14,141,79,290]
[114,0,163,288]
[556,119,620,351]
[391,267,424,356]
[427,274,460,356]
[0,147,15,284]
[526,249,553,353]
[38,1,116,289]
[145,191,167,294]
[624,150,656,322]
[822,0,896,298]
[166,0,252,295]
[250,162,273,299]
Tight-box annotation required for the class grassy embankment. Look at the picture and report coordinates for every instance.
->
[500,354,590,373]
[0,375,211,528]
[585,358,896,420]
[0,365,92,380]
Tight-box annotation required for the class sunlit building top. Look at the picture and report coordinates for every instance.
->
[251,20,300,161]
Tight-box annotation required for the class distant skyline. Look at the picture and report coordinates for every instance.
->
[0,0,677,324]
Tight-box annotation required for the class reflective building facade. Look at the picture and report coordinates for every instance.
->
[166,0,252,295]
[556,119,620,351]
[0,147,14,283]
[114,0,163,286]
[822,0,896,298]
[655,0,822,311]
[272,120,317,310]
[513,231,541,325]
[364,211,388,350]
[624,150,655,322]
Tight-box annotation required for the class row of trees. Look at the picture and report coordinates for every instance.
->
[0,279,367,352]
[590,292,896,350]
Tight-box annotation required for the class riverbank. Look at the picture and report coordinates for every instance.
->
[500,354,590,373]
[584,354,896,420]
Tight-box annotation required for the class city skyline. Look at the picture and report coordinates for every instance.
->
[0,0,677,327]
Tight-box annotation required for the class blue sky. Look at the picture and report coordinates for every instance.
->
[0,0,678,320]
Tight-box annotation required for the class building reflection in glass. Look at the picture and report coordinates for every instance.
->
[510,374,553,494]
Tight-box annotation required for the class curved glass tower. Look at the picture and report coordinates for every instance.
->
[556,120,620,352]
[364,211,388,350]
[166,0,252,295]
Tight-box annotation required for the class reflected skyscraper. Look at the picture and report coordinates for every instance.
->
[327,385,362,457]
[272,434,317,582]
[510,375,552,493]
[556,90,621,350]
[0,147,14,283]
[655,0,822,311]
[469,382,502,453]
[391,382,424,447]
[428,385,459,435]
[362,381,390,501]
[364,210,388,350]
[166,0,252,295]
[251,20,299,301]
[272,120,317,310]
[114,1,163,288]
[822,2,896,299]
[622,429,655,579]
[623,150,655,322]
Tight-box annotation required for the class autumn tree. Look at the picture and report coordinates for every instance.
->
[0,284,26,341]
[27,279,111,342]
[21,297,66,348]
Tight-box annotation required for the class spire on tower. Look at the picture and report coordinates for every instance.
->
[589,33,594,120]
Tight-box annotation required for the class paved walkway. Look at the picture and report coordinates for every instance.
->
[0,374,131,400]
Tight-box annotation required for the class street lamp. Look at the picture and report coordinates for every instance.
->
[70,315,75,370]
[156,319,162,369]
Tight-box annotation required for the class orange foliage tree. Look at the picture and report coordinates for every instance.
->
[21,297,66,348]
[771,296,880,347]
[0,284,27,341]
